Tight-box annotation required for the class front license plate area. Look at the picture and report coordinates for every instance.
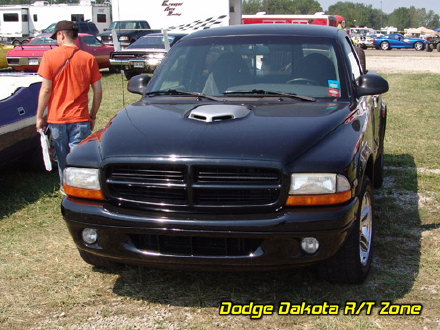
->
[133,62,144,68]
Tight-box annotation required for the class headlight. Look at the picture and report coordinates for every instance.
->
[63,167,105,200]
[147,53,165,59]
[119,36,129,41]
[286,173,352,206]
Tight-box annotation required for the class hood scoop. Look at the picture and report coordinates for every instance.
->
[187,104,251,123]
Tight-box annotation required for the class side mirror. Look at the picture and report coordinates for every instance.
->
[355,73,389,97]
[127,74,151,95]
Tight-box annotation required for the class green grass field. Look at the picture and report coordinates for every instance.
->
[0,72,438,330]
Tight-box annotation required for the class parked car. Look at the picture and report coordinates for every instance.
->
[354,34,378,49]
[0,73,44,168]
[62,24,389,284]
[0,44,13,69]
[40,21,99,36]
[97,20,160,48]
[373,33,427,50]
[109,33,186,79]
[6,33,114,71]
[425,35,440,52]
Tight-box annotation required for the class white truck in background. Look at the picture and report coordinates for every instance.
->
[110,0,242,33]
[0,0,111,45]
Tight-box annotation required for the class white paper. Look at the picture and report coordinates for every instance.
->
[39,129,52,172]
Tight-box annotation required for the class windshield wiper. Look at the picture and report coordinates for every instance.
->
[223,89,316,102]
[145,89,218,101]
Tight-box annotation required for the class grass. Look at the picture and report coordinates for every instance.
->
[0,71,439,330]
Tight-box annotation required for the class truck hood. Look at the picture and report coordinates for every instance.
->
[98,101,351,163]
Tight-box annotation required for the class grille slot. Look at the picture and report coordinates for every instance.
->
[106,165,187,204]
[131,234,262,257]
[195,166,280,185]
[195,189,279,205]
[105,164,282,210]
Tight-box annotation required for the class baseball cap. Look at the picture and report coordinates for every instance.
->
[50,20,78,39]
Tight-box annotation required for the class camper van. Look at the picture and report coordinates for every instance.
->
[0,1,111,45]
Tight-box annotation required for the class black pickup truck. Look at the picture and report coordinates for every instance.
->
[62,24,389,284]
[97,20,160,48]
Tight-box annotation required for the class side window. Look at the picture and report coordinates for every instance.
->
[97,14,106,23]
[82,36,103,47]
[343,37,362,80]
[71,14,84,22]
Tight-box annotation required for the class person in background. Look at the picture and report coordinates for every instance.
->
[35,20,102,194]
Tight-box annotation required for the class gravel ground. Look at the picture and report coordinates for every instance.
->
[365,49,440,73]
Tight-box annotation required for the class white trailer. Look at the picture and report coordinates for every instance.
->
[0,0,111,45]
[111,0,242,33]
[0,6,30,41]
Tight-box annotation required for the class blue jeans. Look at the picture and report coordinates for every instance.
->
[49,122,91,185]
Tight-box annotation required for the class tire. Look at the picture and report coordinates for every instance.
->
[414,41,424,51]
[124,70,136,80]
[380,41,390,50]
[437,43,440,52]
[78,249,120,269]
[12,40,21,46]
[108,66,121,74]
[373,153,384,189]
[426,44,433,52]
[355,47,366,73]
[319,178,374,284]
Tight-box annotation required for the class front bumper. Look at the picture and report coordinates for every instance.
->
[7,56,41,69]
[62,196,359,270]
[109,58,161,73]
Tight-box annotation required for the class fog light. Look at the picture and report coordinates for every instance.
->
[82,228,98,244]
[301,237,319,254]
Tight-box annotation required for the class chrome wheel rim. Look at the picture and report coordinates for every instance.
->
[415,42,422,50]
[381,42,388,50]
[359,192,373,266]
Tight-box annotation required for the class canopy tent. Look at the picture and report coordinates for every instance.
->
[405,26,439,35]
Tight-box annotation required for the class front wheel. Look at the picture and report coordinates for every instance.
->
[414,41,424,51]
[426,44,433,52]
[380,41,390,50]
[437,43,440,52]
[319,178,374,283]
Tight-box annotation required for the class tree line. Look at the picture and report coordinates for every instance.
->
[1,0,439,30]
[243,0,440,30]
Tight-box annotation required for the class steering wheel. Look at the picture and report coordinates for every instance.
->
[286,78,320,86]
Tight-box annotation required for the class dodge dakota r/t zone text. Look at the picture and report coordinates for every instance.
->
[61,24,389,284]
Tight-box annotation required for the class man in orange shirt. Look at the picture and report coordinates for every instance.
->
[36,21,102,192]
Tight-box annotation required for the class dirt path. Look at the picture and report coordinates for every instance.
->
[365,49,440,73]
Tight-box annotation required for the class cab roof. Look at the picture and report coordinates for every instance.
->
[186,24,342,40]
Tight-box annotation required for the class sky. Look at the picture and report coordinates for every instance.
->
[318,0,440,15]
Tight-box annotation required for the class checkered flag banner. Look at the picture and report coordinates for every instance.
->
[167,15,228,33]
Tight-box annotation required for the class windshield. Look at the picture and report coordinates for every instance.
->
[29,36,57,45]
[149,35,346,99]
[128,35,178,49]
[109,21,142,30]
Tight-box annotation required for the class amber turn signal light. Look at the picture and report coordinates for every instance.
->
[64,185,105,201]
[286,190,352,206]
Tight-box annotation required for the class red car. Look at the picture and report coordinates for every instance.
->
[6,34,114,71]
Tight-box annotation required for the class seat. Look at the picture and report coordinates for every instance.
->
[203,52,250,94]
[292,53,337,86]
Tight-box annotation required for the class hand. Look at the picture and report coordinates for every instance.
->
[36,117,47,132]
[90,118,95,131]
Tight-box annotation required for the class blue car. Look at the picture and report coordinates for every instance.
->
[373,33,426,50]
